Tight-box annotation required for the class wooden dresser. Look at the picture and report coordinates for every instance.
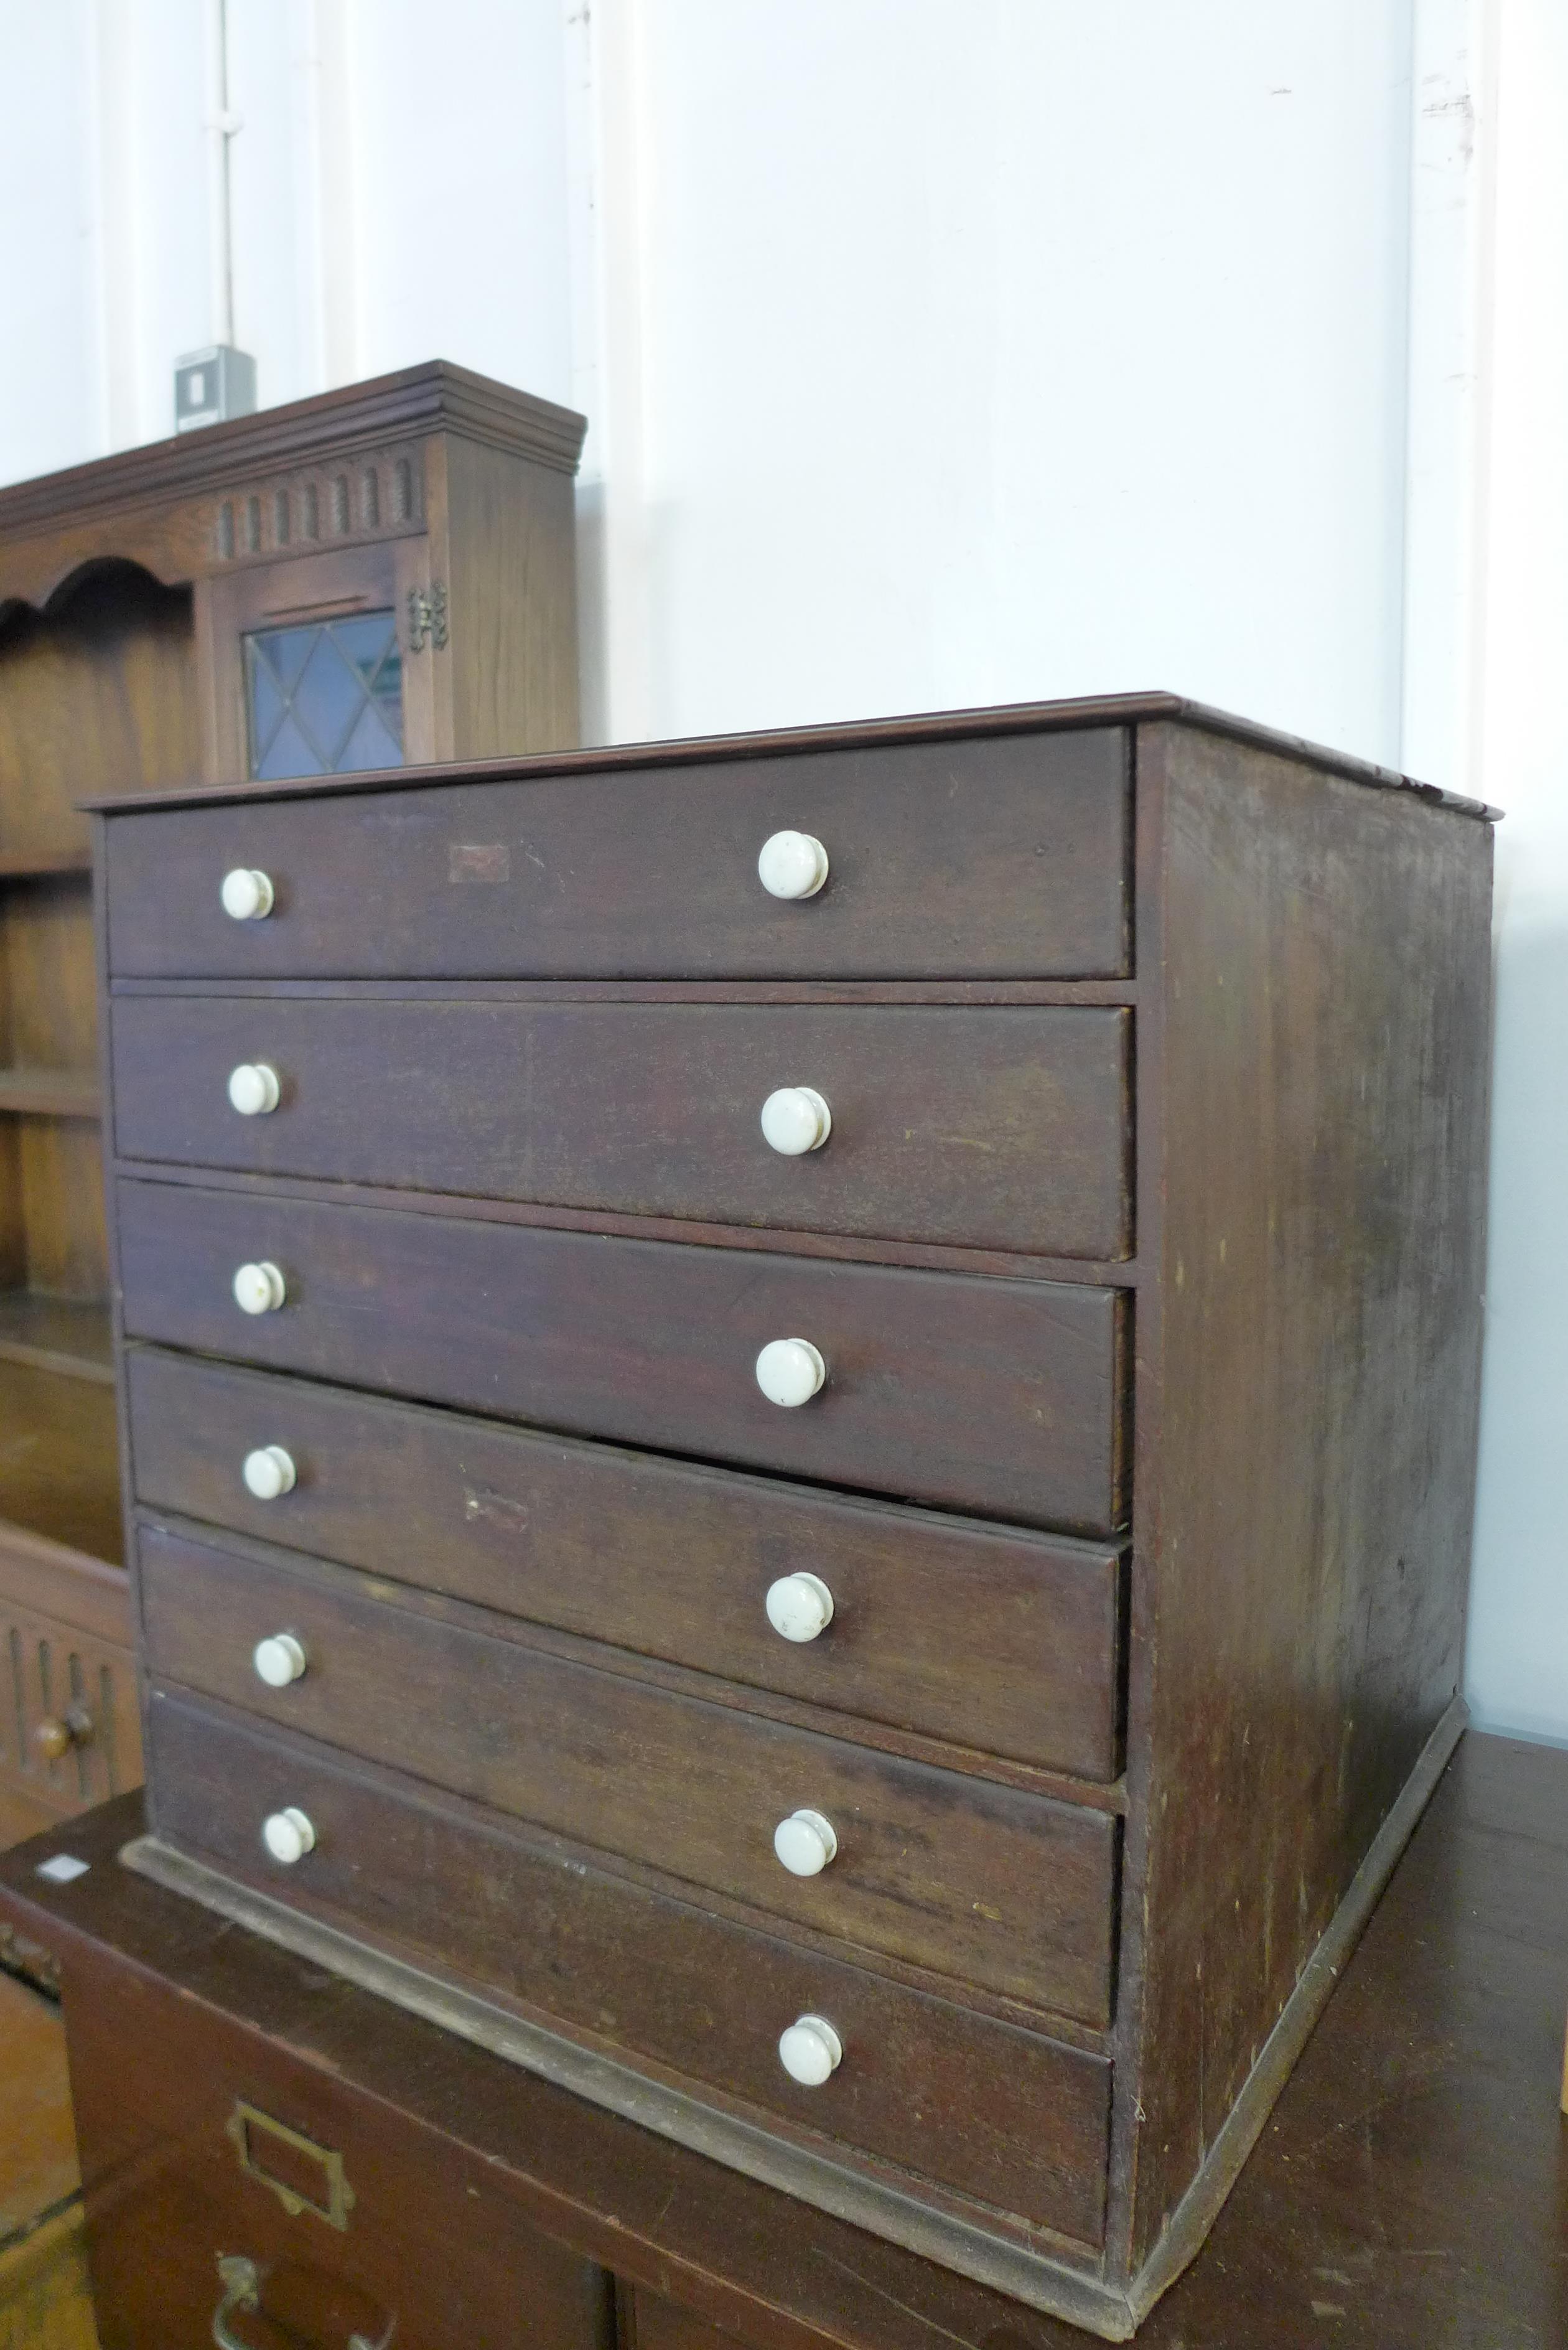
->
[0,358,584,1842]
[6,1729,1563,2350]
[90,695,1494,2337]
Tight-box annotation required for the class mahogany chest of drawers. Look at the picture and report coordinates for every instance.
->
[90,693,1495,2338]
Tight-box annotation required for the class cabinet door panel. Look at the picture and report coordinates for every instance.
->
[204,540,435,783]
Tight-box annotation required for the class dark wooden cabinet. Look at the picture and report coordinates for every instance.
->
[0,360,584,1839]
[52,1855,616,2350]
[83,690,1493,2336]
[4,1732,1562,2350]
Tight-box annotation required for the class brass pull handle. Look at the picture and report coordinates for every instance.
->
[212,2255,391,2350]
[35,1704,93,1761]
[212,2258,263,2350]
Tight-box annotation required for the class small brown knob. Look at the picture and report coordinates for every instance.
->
[35,1705,92,1761]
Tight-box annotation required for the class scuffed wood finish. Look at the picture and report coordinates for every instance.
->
[126,1347,1124,1779]
[54,1886,618,2350]
[111,996,1132,1257]
[143,1692,1114,2244]
[1117,723,1493,2268]
[90,696,1496,2331]
[116,1180,1129,1535]
[2,1733,1562,2350]
[138,1523,1117,2021]
[101,728,1131,980]
[80,688,1499,821]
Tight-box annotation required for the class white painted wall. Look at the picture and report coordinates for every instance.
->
[0,0,574,461]
[1463,0,1568,1743]
[0,0,105,482]
[611,1,1414,756]
[0,1,1562,1738]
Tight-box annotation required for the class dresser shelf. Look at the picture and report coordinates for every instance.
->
[0,1070,100,1120]
[0,1294,121,1562]
[0,850,91,880]
[0,1294,114,1386]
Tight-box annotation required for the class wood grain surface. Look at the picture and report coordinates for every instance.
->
[142,1688,1114,2243]
[116,1179,1129,1535]
[1117,726,1495,2268]
[0,568,200,864]
[110,996,1132,1258]
[101,728,1130,980]
[55,1871,614,2350]
[138,1522,1117,2020]
[0,1364,121,1564]
[126,1348,1124,1778]
[0,1732,1558,2348]
[0,1560,140,1825]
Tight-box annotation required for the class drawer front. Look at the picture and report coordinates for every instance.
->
[68,1908,614,2350]
[103,729,1129,980]
[146,1690,1113,2244]
[111,998,1132,1260]
[140,1525,1118,2021]
[127,1349,1123,1779]
[118,1181,1129,1535]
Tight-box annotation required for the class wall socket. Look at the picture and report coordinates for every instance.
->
[174,345,257,432]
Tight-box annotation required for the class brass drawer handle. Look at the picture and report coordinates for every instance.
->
[211,2255,389,2350]
[212,2256,262,2350]
[34,1704,93,1761]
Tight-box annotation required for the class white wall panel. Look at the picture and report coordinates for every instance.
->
[615,1,1414,755]
[0,0,105,483]
[1464,0,1568,1743]
[342,0,572,403]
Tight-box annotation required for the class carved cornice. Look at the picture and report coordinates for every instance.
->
[0,360,587,540]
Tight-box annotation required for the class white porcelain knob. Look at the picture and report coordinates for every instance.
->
[261,1807,315,1864]
[221,868,274,920]
[760,1087,831,1155]
[765,1573,834,1643]
[253,1633,307,1688]
[757,831,829,901]
[242,1445,296,1500]
[755,1338,826,1407]
[778,2015,842,2086]
[233,1261,286,1315]
[228,1062,281,1116]
[773,1809,838,1878]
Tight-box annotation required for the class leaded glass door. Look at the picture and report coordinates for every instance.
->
[203,539,437,784]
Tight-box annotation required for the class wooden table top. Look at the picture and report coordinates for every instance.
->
[2,1729,1564,2349]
